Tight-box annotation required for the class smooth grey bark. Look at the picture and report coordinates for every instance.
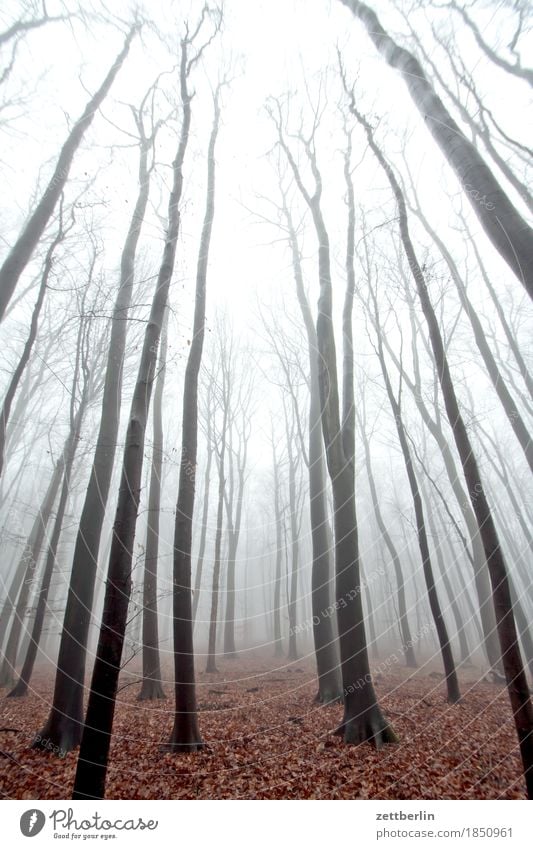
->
[358,411,417,668]
[0,204,70,480]
[283,400,300,661]
[166,86,221,749]
[71,31,198,798]
[282,200,342,700]
[464,216,533,402]
[138,306,169,701]
[424,489,472,665]
[223,438,246,658]
[206,377,228,675]
[411,204,533,474]
[338,0,533,298]
[192,385,213,622]
[271,434,284,658]
[272,103,396,746]
[369,289,460,702]
[354,100,533,796]
[372,292,501,670]
[0,25,137,321]
[7,344,91,697]
[0,450,67,684]
[35,94,155,754]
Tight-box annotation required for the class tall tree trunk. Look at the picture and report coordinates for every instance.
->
[206,401,228,675]
[370,293,460,703]
[0,207,68,479]
[0,26,137,321]
[0,455,63,654]
[358,414,417,667]
[353,101,533,795]
[192,388,213,622]
[138,306,169,701]
[273,107,396,746]
[282,197,342,700]
[165,86,221,749]
[272,435,284,658]
[412,205,533,474]
[338,0,533,299]
[35,100,154,754]
[7,387,89,697]
[71,34,196,799]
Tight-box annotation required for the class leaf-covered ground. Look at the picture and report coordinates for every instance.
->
[0,655,525,799]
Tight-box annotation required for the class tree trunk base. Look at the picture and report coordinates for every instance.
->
[6,680,27,698]
[0,669,16,689]
[137,680,167,701]
[162,719,204,753]
[205,663,218,673]
[334,707,398,749]
[314,684,343,705]
[32,713,82,756]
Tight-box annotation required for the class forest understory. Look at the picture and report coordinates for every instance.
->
[0,655,524,800]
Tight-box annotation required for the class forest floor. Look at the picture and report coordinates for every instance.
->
[0,653,525,799]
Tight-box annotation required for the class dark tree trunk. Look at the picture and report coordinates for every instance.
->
[359,419,417,668]
[339,0,533,299]
[354,103,533,795]
[138,308,169,701]
[165,86,221,750]
[8,387,88,697]
[192,389,213,622]
[370,297,460,703]
[273,108,396,746]
[0,26,137,321]
[413,207,533,474]
[0,208,68,479]
[0,455,63,654]
[282,200,342,700]
[272,436,284,658]
[35,98,154,755]
[71,36,195,800]
[374,294,501,671]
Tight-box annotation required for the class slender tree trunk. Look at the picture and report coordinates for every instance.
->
[370,297,460,702]
[206,408,227,675]
[165,87,221,749]
[7,394,88,697]
[413,205,533,474]
[338,0,533,298]
[272,436,283,658]
[354,103,533,794]
[282,198,342,700]
[138,307,169,701]
[0,210,68,479]
[192,391,213,622]
[0,456,63,654]
[359,416,417,667]
[273,109,396,746]
[0,26,137,321]
[35,102,154,754]
[71,37,195,799]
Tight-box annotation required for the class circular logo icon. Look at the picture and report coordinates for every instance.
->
[20,810,46,837]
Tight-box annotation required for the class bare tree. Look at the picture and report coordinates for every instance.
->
[0,24,138,321]
[338,0,533,299]
[345,85,533,795]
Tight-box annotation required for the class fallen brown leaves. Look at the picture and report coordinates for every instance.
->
[0,654,525,799]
